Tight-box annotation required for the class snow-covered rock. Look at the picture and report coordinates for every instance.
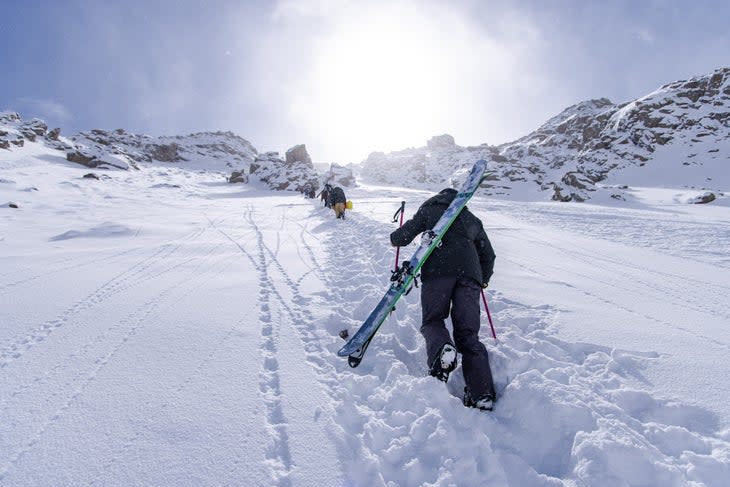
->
[249,148,319,192]
[68,128,258,172]
[357,67,730,202]
[690,191,717,204]
[1,111,70,152]
[322,163,356,187]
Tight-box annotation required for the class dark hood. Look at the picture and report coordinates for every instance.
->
[421,188,457,209]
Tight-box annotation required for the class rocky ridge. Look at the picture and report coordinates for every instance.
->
[4,67,729,201]
[358,67,730,202]
[0,113,324,193]
[67,128,258,172]
[1,111,70,152]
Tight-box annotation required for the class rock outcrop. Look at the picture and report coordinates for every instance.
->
[249,147,319,192]
[357,67,730,203]
[67,129,257,171]
[322,163,356,187]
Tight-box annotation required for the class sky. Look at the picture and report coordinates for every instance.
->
[2,0,730,164]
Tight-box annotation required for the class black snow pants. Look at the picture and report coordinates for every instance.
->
[421,276,496,399]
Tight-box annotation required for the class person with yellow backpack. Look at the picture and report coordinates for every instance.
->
[330,186,347,219]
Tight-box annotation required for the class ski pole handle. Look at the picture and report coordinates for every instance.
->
[393,201,405,271]
[481,289,497,340]
[392,201,405,223]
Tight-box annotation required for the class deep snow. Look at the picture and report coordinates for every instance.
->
[1,144,729,486]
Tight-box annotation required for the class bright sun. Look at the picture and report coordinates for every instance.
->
[289,5,470,162]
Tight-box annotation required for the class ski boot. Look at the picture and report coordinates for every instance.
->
[429,343,457,382]
[463,387,495,411]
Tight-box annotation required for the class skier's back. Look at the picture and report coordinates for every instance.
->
[330,186,347,219]
[390,188,497,410]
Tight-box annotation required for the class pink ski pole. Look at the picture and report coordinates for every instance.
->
[481,289,497,340]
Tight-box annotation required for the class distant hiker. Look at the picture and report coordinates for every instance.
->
[330,186,347,219]
[318,183,333,208]
[302,183,316,199]
[390,188,497,410]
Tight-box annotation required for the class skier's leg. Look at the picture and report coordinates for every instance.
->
[334,202,345,218]
[451,278,496,399]
[421,276,456,367]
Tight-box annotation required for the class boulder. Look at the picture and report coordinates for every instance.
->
[67,150,97,167]
[66,149,133,170]
[228,170,248,183]
[427,134,456,150]
[46,127,61,141]
[250,149,319,192]
[322,163,356,187]
[285,144,312,165]
[691,192,716,204]
[148,143,181,162]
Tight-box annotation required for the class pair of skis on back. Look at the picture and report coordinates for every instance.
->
[337,159,489,367]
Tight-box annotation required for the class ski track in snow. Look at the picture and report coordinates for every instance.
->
[0,225,212,368]
[209,207,346,486]
[509,227,730,323]
[86,258,243,487]
[2,160,729,485]
[0,244,145,295]
[499,252,730,352]
[0,223,231,481]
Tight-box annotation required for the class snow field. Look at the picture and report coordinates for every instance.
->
[1,146,730,486]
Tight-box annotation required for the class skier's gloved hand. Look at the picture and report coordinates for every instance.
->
[481,282,489,289]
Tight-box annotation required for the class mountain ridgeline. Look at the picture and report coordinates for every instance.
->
[2,67,728,202]
[359,67,730,202]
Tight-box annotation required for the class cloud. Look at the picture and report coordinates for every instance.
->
[16,97,72,122]
[634,28,655,44]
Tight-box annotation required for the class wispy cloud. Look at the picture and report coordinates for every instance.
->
[4,0,728,163]
[16,97,72,123]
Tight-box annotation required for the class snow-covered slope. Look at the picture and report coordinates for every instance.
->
[68,128,258,172]
[358,68,730,203]
[1,110,259,173]
[2,133,729,486]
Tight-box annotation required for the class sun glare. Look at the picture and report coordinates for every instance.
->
[290,7,460,162]
[279,1,521,163]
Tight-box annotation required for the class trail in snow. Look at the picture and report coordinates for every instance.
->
[1,153,729,486]
[306,187,730,486]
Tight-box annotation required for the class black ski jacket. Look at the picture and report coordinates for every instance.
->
[390,189,495,286]
[330,186,346,204]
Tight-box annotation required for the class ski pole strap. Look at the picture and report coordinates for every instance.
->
[392,201,406,223]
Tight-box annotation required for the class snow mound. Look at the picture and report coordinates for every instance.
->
[49,222,136,241]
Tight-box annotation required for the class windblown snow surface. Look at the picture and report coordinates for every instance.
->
[1,143,730,486]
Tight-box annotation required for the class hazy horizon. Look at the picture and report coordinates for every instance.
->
[2,0,730,163]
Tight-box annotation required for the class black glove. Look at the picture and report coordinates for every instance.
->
[481,281,489,289]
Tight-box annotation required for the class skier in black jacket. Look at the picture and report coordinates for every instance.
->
[390,188,497,410]
[330,186,347,219]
